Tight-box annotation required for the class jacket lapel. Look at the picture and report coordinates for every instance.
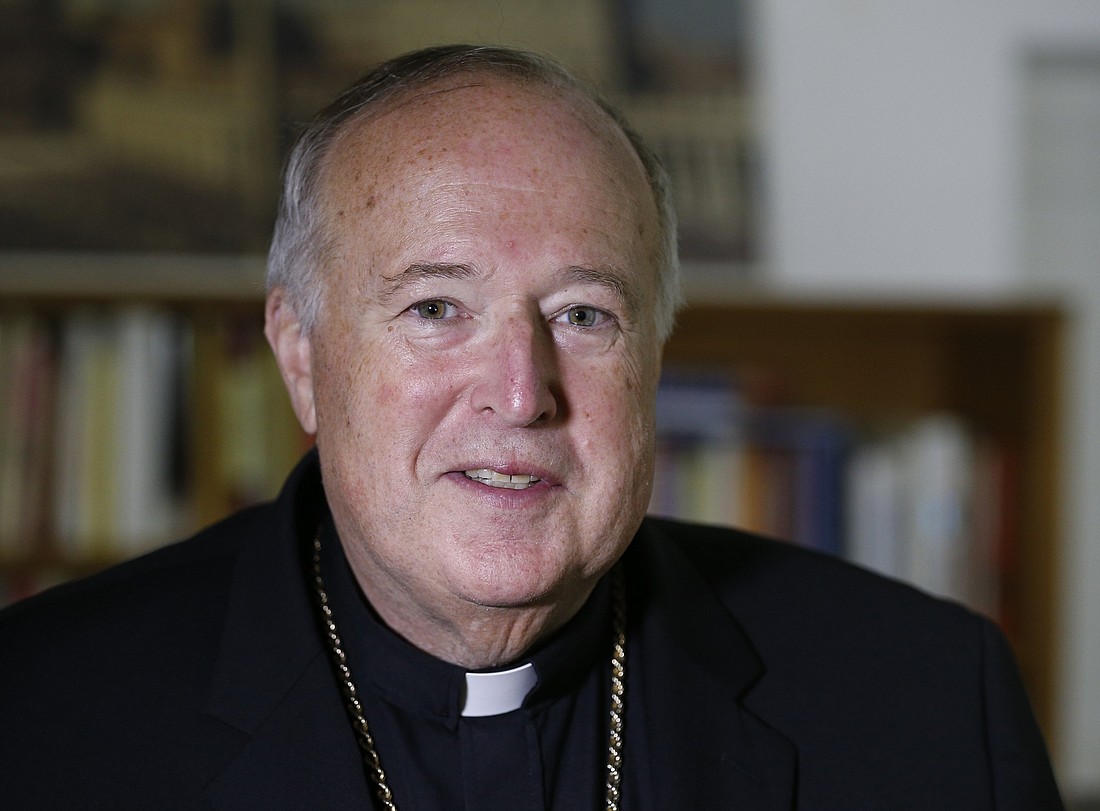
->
[198,453,374,807]
[627,522,798,810]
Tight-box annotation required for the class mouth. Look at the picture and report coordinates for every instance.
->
[464,468,543,490]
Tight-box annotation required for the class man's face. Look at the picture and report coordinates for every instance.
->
[281,77,663,637]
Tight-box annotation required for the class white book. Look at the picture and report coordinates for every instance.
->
[900,414,975,605]
[52,311,106,552]
[114,307,181,553]
[845,435,906,581]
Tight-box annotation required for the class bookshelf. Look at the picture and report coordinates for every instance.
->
[660,291,1063,741]
[0,257,1064,740]
[0,255,306,600]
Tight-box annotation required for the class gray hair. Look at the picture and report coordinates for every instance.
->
[266,44,682,341]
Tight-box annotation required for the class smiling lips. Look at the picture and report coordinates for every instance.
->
[464,468,543,490]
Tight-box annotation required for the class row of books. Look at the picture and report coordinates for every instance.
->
[1,313,1013,621]
[0,306,306,569]
[650,374,1014,620]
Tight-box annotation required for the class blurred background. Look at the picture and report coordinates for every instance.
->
[0,0,753,259]
[0,0,1098,803]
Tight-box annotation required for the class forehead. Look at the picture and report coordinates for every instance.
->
[316,74,658,247]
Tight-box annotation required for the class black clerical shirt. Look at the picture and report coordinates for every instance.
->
[319,515,617,809]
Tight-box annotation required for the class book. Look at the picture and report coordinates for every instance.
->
[113,306,189,553]
[651,370,1006,614]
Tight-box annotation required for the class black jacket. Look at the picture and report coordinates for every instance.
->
[0,452,1063,809]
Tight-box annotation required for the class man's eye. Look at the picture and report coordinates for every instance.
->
[563,306,603,327]
[412,300,455,320]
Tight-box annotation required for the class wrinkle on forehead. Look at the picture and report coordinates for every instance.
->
[317,73,663,312]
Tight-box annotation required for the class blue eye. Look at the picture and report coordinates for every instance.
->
[412,300,455,320]
[563,306,603,327]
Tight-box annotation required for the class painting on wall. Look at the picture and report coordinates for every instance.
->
[0,0,755,263]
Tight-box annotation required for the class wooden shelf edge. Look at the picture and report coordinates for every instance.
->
[0,251,267,304]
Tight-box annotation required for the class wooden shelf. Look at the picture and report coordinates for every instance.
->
[0,252,266,304]
[663,297,1064,739]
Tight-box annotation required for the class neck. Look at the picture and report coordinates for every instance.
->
[359,575,595,669]
[327,514,601,669]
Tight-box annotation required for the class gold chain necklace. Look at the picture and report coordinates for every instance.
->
[310,532,628,810]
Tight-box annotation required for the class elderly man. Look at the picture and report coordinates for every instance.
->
[1,45,1062,809]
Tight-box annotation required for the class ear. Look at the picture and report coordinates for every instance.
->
[265,287,318,436]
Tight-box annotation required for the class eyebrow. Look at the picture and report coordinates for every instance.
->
[559,265,641,320]
[376,262,478,304]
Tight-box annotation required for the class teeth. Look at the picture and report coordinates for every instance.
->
[464,468,542,490]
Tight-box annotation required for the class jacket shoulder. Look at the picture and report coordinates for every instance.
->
[642,515,975,631]
[637,517,1064,809]
[2,505,263,630]
[0,502,282,706]
[0,503,283,803]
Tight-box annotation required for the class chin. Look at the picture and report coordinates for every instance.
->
[449,544,585,609]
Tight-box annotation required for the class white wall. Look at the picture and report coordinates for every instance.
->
[1021,55,1100,800]
[754,0,1100,797]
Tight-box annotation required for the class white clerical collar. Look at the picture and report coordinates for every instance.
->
[461,662,538,717]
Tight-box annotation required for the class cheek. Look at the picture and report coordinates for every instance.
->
[317,329,446,415]
[316,346,378,435]
[310,327,391,458]
[571,352,658,471]
[332,344,466,472]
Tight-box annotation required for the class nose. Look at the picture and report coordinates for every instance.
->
[470,308,559,426]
